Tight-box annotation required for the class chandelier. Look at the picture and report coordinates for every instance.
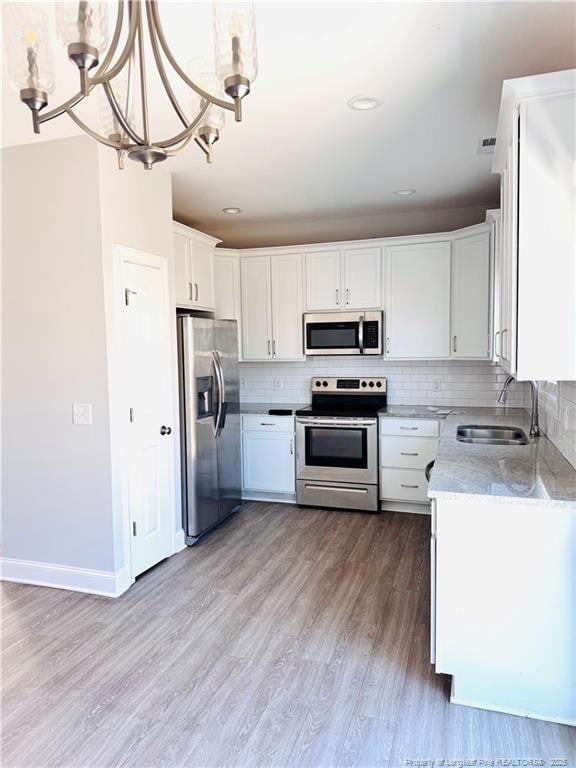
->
[4,1,257,169]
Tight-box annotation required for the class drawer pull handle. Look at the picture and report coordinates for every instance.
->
[260,422,275,426]
[400,426,419,431]
[400,452,419,456]
[401,484,419,489]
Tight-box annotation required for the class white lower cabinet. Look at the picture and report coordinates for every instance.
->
[241,415,295,497]
[379,418,439,510]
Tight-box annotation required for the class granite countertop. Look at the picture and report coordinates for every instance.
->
[378,405,455,419]
[427,407,576,508]
[240,402,303,415]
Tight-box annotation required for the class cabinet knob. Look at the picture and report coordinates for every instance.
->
[160,425,172,436]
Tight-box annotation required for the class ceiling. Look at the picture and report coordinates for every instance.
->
[2,2,575,247]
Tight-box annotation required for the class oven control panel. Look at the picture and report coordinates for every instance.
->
[311,377,387,393]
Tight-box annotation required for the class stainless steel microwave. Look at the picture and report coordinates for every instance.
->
[303,311,383,356]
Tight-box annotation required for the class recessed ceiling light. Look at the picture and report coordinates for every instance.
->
[222,207,242,214]
[393,189,416,196]
[347,95,382,111]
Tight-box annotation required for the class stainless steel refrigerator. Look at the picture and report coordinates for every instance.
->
[177,314,241,545]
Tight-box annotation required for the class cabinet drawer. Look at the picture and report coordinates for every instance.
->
[379,418,439,438]
[241,414,294,432]
[380,436,437,469]
[380,468,429,503]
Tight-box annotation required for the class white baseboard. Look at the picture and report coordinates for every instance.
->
[450,679,576,726]
[0,558,132,598]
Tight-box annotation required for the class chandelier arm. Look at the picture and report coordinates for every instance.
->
[149,1,238,115]
[135,3,150,145]
[103,81,145,145]
[91,0,140,86]
[165,133,195,156]
[145,0,189,129]
[66,107,131,150]
[154,100,211,148]
[39,0,125,124]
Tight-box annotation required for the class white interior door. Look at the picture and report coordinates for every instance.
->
[119,247,175,578]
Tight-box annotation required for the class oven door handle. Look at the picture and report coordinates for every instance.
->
[358,314,364,354]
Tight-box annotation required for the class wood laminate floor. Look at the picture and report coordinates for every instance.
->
[2,503,575,767]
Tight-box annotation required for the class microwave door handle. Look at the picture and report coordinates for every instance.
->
[358,315,364,354]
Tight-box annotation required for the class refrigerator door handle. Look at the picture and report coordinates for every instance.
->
[212,351,226,437]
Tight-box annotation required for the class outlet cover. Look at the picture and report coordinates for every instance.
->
[240,377,248,389]
[73,403,93,425]
[274,378,283,391]
[432,378,442,392]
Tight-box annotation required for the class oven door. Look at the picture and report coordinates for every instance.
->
[296,417,378,484]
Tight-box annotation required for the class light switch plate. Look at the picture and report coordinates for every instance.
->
[73,403,93,425]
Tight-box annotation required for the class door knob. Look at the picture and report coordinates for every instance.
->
[160,425,172,435]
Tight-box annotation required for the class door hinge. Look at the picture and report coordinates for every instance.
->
[132,521,137,536]
[124,288,137,306]
[129,407,134,423]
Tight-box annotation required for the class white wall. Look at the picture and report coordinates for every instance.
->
[1,135,176,583]
[2,136,115,570]
[239,359,527,408]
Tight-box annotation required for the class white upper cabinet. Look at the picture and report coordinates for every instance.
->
[305,250,341,310]
[385,242,451,359]
[214,252,240,321]
[451,231,491,359]
[342,248,381,309]
[173,232,192,307]
[241,256,273,361]
[493,70,576,381]
[271,253,304,360]
[172,223,218,311]
[305,248,381,311]
[241,253,304,361]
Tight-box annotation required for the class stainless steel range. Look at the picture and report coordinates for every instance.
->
[295,377,387,512]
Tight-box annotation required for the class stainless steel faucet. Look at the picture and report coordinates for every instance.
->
[497,375,540,437]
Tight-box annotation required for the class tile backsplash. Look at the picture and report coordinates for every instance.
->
[531,381,576,469]
[239,358,527,408]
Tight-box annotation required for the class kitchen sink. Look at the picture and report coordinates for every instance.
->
[456,425,529,446]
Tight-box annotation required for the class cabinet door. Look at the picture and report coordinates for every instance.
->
[451,232,490,359]
[190,238,215,310]
[214,255,240,320]
[173,233,192,307]
[242,430,295,493]
[240,257,272,360]
[343,247,381,309]
[305,250,341,310]
[271,253,304,360]
[385,242,451,358]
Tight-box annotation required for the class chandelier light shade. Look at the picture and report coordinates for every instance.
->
[4,3,56,132]
[2,0,257,169]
